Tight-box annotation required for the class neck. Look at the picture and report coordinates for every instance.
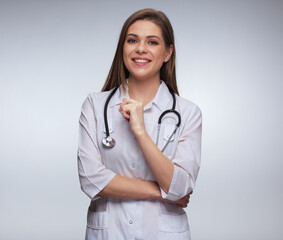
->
[128,77,161,106]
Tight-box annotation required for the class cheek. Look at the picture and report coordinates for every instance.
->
[154,48,166,60]
[123,52,131,73]
[123,49,129,65]
[153,50,167,67]
[123,51,126,63]
[123,46,132,62]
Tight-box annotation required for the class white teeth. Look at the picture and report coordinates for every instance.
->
[133,59,150,63]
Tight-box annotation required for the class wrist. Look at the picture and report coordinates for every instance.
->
[134,128,147,141]
[149,182,162,200]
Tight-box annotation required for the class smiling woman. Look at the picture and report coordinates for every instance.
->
[77,8,202,240]
[123,20,173,85]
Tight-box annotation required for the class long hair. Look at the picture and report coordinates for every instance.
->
[101,8,178,95]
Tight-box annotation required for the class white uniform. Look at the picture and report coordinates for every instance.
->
[77,81,202,240]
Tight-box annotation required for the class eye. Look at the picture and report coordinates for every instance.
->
[127,38,137,43]
[149,41,158,45]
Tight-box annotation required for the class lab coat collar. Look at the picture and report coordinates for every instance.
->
[108,84,129,108]
[108,80,171,112]
[144,80,171,112]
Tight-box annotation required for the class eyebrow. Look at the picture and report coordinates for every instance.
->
[126,33,161,40]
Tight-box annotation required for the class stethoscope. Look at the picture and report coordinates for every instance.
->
[102,86,181,152]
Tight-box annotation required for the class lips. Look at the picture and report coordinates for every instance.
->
[132,57,151,66]
[134,59,150,63]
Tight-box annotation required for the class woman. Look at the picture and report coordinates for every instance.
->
[78,8,202,240]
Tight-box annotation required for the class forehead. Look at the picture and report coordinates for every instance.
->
[127,20,162,37]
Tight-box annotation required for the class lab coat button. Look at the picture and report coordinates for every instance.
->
[132,163,135,168]
[129,220,133,224]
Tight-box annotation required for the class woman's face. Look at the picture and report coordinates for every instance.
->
[123,20,173,82]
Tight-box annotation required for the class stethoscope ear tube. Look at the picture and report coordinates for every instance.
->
[102,87,119,148]
[158,109,181,127]
[156,89,181,152]
[158,89,181,127]
[160,125,178,152]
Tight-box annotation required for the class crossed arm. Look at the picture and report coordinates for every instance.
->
[98,98,191,207]
[98,175,190,207]
[78,95,201,208]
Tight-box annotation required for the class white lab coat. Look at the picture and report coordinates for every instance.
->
[77,81,202,240]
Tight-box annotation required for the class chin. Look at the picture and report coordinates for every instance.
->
[130,73,159,82]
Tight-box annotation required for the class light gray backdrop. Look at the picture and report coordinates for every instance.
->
[1,0,282,239]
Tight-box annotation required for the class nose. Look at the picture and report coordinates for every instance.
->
[135,41,147,54]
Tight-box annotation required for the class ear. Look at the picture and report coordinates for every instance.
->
[164,44,174,63]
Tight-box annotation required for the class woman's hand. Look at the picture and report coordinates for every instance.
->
[119,98,146,137]
[163,191,193,208]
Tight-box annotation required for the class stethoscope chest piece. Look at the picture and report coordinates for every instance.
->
[102,136,116,148]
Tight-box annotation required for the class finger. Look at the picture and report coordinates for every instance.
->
[187,192,192,198]
[120,105,132,117]
[120,101,142,115]
[123,98,139,104]
[121,103,142,118]
[119,104,130,119]
[122,110,130,120]
[122,99,143,110]
[179,199,187,207]
[180,202,187,208]
[119,106,123,114]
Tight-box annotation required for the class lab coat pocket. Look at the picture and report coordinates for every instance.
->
[87,209,110,230]
[87,199,110,230]
[158,202,189,233]
[158,212,189,233]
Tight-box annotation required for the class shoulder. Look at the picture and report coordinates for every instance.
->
[177,95,202,116]
[176,95,202,126]
[81,90,111,110]
[86,90,111,104]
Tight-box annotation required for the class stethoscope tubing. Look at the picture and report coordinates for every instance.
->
[102,85,181,151]
[103,86,119,138]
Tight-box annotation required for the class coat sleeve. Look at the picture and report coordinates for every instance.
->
[77,94,117,200]
[160,104,202,201]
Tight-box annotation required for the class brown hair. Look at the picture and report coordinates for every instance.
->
[101,8,178,95]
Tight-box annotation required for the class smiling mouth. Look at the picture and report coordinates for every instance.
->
[132,58,151,63]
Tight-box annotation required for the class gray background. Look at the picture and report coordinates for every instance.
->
[1,0,282,239]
